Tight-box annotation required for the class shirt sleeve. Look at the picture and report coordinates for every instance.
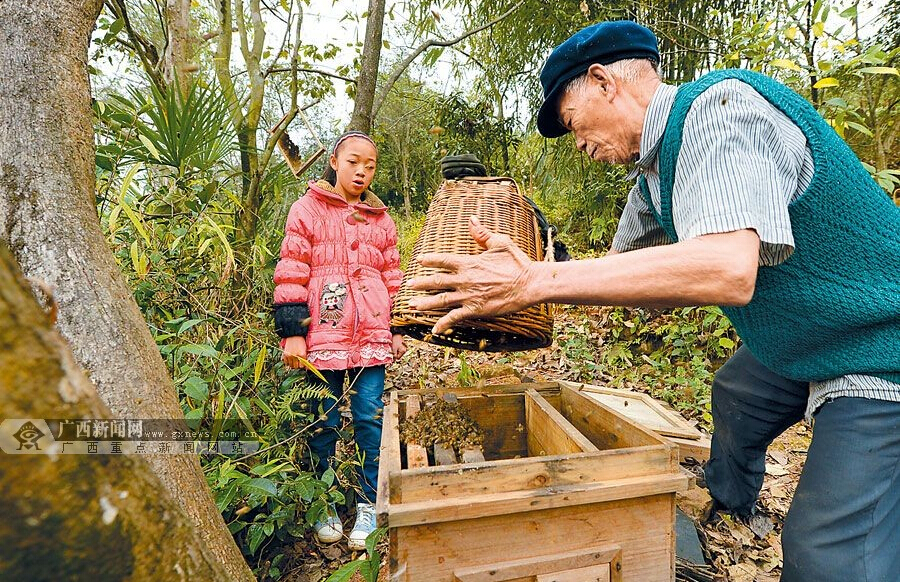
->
[273,199,312,304]
[672,79,801,266]
[611,182,673,252]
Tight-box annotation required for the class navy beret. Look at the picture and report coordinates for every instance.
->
[536,21,659,138]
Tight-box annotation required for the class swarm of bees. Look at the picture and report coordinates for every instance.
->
[400,399,484,454]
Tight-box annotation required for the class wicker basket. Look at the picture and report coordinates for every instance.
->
[392,177,553,351]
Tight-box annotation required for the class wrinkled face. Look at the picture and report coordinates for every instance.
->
[557,72,638,165]
[331,137,377,200]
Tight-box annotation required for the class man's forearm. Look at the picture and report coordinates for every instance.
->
[529,230,760,308]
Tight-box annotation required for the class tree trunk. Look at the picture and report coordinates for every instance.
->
[164,0,194,96]
[348,0,386,133]
[400,133,411,220]
[0,244,232,581]
[0,2,254,580]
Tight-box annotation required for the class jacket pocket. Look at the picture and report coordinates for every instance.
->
[355,275,391,342]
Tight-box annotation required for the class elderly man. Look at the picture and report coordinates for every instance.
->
[408,20,900,582]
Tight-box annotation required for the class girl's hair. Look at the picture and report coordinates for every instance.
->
[321,130,378,186]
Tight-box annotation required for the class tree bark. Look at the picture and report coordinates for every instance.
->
[164,0,194,96]
[0,244,232,581]
[0,2,254,580]
[348,0,386,133]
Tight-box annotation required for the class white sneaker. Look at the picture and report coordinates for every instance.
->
[348,502,376,551]
[313,504,343,544]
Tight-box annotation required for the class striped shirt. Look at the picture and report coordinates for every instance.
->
[612,80,900,419]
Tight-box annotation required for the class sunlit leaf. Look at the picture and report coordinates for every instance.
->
[253,346,267,387]
[813,77,839,88]
[812,21,825,38]
[770,58,802,71]
[138,134,160,160]
[297,357,328,383]
[858,66,899,76]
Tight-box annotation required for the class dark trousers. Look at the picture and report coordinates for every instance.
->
[705,346,900,582]
[307,366,385,504]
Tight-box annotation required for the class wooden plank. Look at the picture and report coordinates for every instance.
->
[454,545,621,582]
[395,381,560,397]
[457,393,528,459]
[434,442,458,465]
[536,564,611,582]
[560,381,702,441]
[460,447,486,463]
[396,446,673,503]
[376,394,402,523]
[395,496,672,582]
[525,389,599,456]
[403,394,430,469]
[668,434,711,462]
[387,472,689,528]
[559,386,673,457]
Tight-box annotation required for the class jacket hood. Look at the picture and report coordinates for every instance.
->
[307,180,387,213]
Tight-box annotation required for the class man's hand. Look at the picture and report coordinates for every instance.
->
[391,333,407,359]
[408,216,537,334]
[282,336,307,368]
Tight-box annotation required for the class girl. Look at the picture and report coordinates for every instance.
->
[273,130,406,549]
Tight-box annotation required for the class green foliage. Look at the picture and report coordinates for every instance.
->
[515,132,631,251]
[719,0,899,189]
[323,527,387,582]
[557,306,739,429]
[372,76,444,213]
[393,211,427,270]
[95,81,235,177]
[456,352,481,387]
[432,93,520,175]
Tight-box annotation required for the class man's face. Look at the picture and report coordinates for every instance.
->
[556,70,638,165]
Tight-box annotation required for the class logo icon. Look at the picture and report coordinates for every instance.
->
[13,420,45,450]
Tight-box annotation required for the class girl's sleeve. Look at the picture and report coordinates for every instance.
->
[381,216,403,299]
[273,200,313,338]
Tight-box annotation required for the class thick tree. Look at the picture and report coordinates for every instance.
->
[0,244,232,581]
[0,2,254,579]
[348,0,387,132]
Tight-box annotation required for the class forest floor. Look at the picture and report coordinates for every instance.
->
[278,308,811,582]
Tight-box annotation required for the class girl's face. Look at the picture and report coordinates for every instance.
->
[330,137,377,202]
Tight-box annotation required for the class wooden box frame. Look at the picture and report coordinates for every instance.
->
[376,382,690,582]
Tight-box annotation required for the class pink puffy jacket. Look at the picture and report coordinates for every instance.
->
[273,180,402,368]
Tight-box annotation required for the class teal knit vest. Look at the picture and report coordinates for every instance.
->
[639,69,900,383]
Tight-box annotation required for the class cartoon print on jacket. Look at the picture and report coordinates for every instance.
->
[320,282,348,326]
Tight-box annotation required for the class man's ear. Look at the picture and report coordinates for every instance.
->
[587,63,616,100]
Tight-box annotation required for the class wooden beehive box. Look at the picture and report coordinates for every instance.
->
[376,382,691,582]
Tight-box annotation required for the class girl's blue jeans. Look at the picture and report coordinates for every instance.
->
[306,365,384,503]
